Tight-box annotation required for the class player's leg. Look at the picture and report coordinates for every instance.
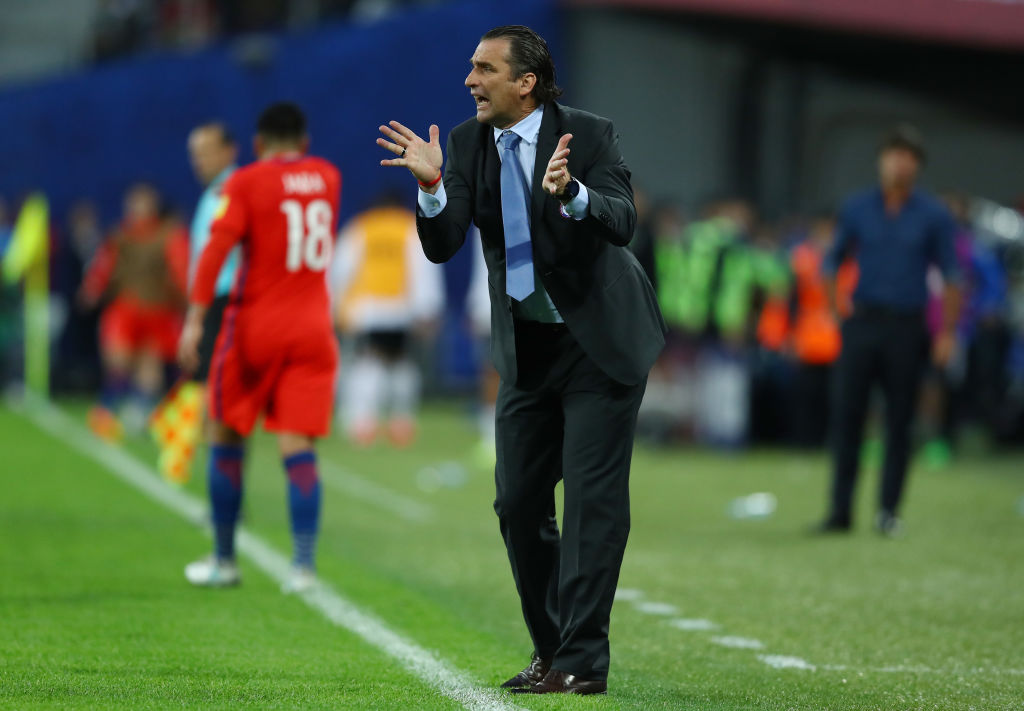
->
[89,300,134,440]
[267,337,337,591]
[342,333,387,446]
[277,432,320,591]
[185,326,263,588]
[185,420,245,587]
[823,315,879,529]
[380,330,418,447]
[877,317,928,534]
[125,347,162,434]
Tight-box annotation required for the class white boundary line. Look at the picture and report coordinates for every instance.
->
[19,398,522,711]
[618,586,1024,678]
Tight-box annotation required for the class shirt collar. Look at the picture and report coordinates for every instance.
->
[493,105,544,147]
[209,165,236,192]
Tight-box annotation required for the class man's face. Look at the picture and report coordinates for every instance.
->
[188,128,235,186]
[465,38,535,129]
[878,147,920,190]
[124,186,159,222]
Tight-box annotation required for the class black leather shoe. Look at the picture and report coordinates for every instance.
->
[875,510,903,538]
[501,655,551,690]
[529,669,607,695]
[809,516,851,534]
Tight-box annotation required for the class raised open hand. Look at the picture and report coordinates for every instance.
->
[377,121,444,190]
[542,133,573,198]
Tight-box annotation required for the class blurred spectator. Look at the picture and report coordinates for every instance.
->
[465,227,498,466]
[92,0,155,62]
[186,121,239,385]
[330,191,444,447]
[921,192,1011,460]
[157,0,218,49]
[53,200,104,392]
[636,201,688,442]
[78,183,190,438]
[650,198,761,448]
[747,225,794,444]
[787,214,857,448]
[0,196,18,387]
[0,197,11,256]
[219,0,288,33]
[630,188,658,291]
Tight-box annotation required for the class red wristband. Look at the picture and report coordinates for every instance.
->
[418,172,442,188]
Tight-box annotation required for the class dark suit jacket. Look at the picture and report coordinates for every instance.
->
[416,102,667,386]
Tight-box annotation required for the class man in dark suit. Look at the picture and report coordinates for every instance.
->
[377,25,665,695]
[817,125,960,537]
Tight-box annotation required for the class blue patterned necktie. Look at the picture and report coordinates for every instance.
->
[499,130,535,301]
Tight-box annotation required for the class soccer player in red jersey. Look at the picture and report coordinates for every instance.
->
[79,183,190,438]
[177,103,342,591]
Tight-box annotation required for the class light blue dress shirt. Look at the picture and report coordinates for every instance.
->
[418,106,591,323]
[190,165,240,298]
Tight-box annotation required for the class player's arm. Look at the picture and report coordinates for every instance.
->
[178,176,248,372]
[378,121,471,263]
[165,225,191,301]
[932,206,962,367]
[824,201,856,318]
[77,236,117,309]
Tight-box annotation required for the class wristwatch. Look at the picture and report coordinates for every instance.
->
[558,178,580,204]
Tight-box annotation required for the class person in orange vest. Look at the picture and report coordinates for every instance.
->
[330,192,444,447]
[789,214,857,448]
[79,183,189,438]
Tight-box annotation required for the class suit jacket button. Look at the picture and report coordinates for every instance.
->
[600,212,609,220]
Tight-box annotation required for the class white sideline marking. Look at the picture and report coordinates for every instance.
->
[318,458,434,523]
[669,618,719,631]
[633,601,679,616]
[22,399,522,711]
[822,663,1024,676]
[614,587,645,602]
[624,586,1024,679]
[759,655,816,671]
[711,636,765,650]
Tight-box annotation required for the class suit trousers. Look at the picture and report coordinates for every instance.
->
[493,320,645,681]
[828,308,928,522]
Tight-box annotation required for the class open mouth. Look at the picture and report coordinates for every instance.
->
[474,95,490,109]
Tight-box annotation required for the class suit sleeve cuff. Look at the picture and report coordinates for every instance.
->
[559,182,590,221]
[417,181,447,217]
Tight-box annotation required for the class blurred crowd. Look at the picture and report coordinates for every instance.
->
[3,179,1024,458]
[90,0,452,61]
[631,189,1024,456]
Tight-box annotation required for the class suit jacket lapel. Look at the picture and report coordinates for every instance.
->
[531,103,559,222]
[482,123,500,208]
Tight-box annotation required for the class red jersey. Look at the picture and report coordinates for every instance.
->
[192,154,342,332]
[192,154,342,437]
[82,217,189,307]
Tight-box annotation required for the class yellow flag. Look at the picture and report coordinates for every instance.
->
[2,193,48,284]
[2,193,50,398]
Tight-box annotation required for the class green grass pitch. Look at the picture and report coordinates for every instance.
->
[1,399,1022,710]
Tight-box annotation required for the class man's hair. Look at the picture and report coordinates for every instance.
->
[879,123,926,164]
[481,25,562,105]
[256,102,307,143]
[196,121,236,148]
